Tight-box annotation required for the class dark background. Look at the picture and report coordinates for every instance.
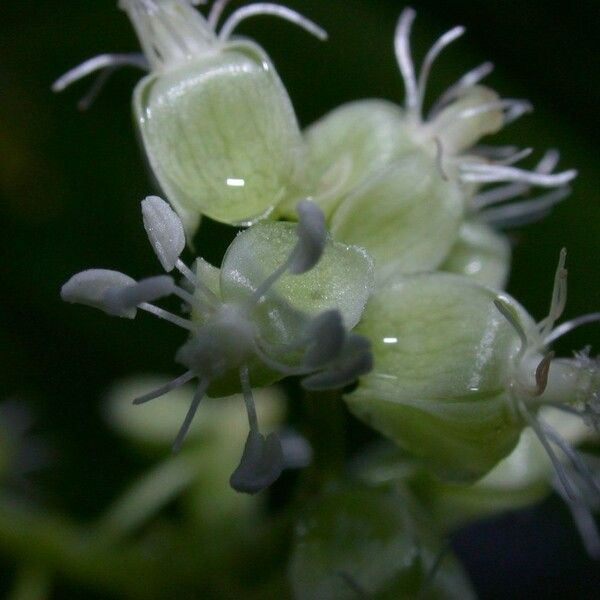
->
[1,1,599,598]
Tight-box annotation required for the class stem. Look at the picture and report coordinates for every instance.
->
[303,389,347,490]
[0,496,158,600]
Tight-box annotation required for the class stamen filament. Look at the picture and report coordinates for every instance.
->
[543,424,600,497]
[52,53,149,92]
[208,0,232,30]
[218,3,328,43]
[416,25,465,114]
[176,259,219,306]
[428,61,494,118]
[518,401,578,500]
[251,255,293,304]
[460,163,577,187]
[139,302,196,330]
[480,187,570,228]
[458,99,532,122]
[239,365,258,433]
[545,313,600,346]
[394,8,419,113]
[172,378,209,453]
[133,370,196,405]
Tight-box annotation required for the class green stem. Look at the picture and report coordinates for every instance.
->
[0,496,160,599]
[304,389,347,487]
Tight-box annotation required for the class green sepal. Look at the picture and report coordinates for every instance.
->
[441,218,511,289]
[346,273,534,481]
[288,482,475,600]
[133,40,304,235]
[330,151,464,281]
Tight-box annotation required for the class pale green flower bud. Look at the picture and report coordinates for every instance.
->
[328,149,464,280]
[54,1,329,236]
[296,7,576,263]
[346,251,600,486]
[289,483,475,600]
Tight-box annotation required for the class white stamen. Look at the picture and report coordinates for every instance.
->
[460,162,577,186]
[518,401,578,500]
[133,370,196,404]
[139,302,196,330]
[172,379,209,453]
[61,269,138,318]
[543,424,600,497]
[176,259,219,306]
[208,0,232,29]
[428,62,494,118]
[77,68,117,111]
[459,99,532,122]
[52,53,149,93]
[417,25,465,114]
[142,196,186,272]
[394,8,419,113]
[473,144,519,160]
[495,147,533,166]
[218,3,328,43]
[545,313,600,346]
[480,186,570,228]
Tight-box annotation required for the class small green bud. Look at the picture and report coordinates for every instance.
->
[288,483,475,600]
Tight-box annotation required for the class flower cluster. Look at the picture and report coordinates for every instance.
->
[57,0,599,580]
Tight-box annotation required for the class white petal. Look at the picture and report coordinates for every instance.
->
[61,269,137,318]
[288,200,327,275]
[142,196,186,272]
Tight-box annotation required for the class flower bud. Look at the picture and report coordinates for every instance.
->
[55,1,329,235]
[346,260,600,484]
